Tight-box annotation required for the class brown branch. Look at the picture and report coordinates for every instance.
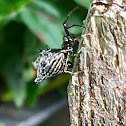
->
[68,0,126,126]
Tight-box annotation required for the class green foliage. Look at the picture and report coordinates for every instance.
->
[0,0,88,107]
[73,0,90,9]
[20,6,63,48]
[0,121,5,126]
[3,56,26,107]
[0,0,29,26]
[26,81,38,105]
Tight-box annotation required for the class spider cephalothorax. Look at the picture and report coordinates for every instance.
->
[33,6,81,84]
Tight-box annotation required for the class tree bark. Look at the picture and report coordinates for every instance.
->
[68,0,126,126]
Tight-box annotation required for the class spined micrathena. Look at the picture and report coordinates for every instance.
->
[32,6,81,84]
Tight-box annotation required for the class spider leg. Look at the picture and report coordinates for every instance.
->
[64,70,73,74]
[63,6,79,26]
[63,60,74,74]
[69,53,79,57]
[67,61,73,68]
[37,49,42,53]
[63,6,79,36]
[46,45,51,51]
[66,24,82,29]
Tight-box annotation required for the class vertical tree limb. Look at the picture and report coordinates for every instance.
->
[68,0,126,125]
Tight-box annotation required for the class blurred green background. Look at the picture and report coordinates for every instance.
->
[0,0,89,107]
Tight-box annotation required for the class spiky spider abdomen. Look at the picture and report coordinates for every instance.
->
[33,48,72,83]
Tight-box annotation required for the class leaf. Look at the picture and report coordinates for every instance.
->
[2,56,26,107]
[0,121,5,126]
[20,7,63,48]
[26,81,38,105]
[29,0,60,17]
[38,74,70,94]
[0,22,27,106]
[0,0,29,25]
[23,30,45,65]
[0,0,29,15]
[73,0,90,9]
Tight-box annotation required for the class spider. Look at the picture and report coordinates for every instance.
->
[32,6,81,84]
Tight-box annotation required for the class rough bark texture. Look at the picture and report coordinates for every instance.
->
[68,0,126,126]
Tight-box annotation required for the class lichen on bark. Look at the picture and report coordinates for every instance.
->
[68,0,126,126]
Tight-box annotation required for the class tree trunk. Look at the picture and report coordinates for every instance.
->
[68,0,126,125]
